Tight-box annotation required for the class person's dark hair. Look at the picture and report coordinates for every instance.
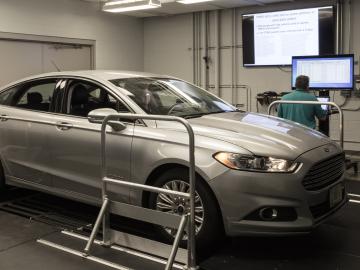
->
[295,75,309,90]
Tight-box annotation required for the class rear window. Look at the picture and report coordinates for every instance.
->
[13,81,57,112]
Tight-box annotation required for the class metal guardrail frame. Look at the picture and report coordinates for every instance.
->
[268,101,344,148]
[83,114,198,270]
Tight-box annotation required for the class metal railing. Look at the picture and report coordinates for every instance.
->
[268,101,344,148]
[84,114,197,270]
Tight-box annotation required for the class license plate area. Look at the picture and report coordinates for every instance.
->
[329,184,344,208]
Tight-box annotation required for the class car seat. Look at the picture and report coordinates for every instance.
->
[70,84,90,117]
[27,92,49,111]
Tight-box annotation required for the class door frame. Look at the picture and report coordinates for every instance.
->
[0,31,96,69]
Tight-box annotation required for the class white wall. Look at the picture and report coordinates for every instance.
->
[144,0,360,150]
[0,0,144,71]
[144,13,193,81]
[328,0,360,151]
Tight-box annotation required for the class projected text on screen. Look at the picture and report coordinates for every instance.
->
[254,8,319,65]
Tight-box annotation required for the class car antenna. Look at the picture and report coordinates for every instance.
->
[51,60,61,72]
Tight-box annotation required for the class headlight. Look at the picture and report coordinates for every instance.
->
[213,152,300,173]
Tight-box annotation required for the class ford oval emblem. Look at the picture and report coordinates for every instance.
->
[324,148,330,152]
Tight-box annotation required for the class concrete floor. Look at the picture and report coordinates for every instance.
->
[0,212,116,270]
[0,177,360,270]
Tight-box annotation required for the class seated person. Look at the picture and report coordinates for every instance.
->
[278,75,326,129]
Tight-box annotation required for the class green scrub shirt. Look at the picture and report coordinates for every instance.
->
[277,89,326,129]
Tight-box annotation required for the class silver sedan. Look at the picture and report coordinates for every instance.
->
[0,71,347,247]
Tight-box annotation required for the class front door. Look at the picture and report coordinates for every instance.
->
[49,79,134,202]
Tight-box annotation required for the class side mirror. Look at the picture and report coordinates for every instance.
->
[88,108,127,132]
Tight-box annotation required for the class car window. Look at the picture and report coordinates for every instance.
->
[148,83,179,107]
[110,78,235,117]
[66,80,130,118]
[89,88,101,99]
[13,81,57,112]
[0,87,18,105]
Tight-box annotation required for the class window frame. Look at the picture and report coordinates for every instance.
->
[0,86,18,106]
[0,76,146,126]
[61,78,137,123]
[50,79,67,114]
[0,78,59,113]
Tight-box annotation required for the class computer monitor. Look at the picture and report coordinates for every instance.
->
[317,97,330,111]
[292,54,354,90]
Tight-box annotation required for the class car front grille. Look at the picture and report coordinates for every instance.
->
[303,153,345,191]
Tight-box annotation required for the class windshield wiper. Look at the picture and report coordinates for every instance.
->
[236,108,246,113]
[183,110,231,119]
[183,113,207,119]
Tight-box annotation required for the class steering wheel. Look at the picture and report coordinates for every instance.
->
[167,103,182,115]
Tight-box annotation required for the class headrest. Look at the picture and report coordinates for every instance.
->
[148,83,160,92]
[71,84,88,105]
[27,92,43,104]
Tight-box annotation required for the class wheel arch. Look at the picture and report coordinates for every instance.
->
[141,163,225,231]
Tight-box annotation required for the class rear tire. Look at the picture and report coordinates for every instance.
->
[148,168,222,250]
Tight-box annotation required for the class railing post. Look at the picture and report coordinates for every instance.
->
[165,214,188,270]
[101,119,112,246]
[180,119,197,270]
[84,198,110,254]
[100,114,198,270]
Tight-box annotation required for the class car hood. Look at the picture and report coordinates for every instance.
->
[185,112,333,160]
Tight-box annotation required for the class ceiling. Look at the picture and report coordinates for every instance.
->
[83,0,296,17]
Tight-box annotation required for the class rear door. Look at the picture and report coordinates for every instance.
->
[48,78,134,202]
[0,79,59,186]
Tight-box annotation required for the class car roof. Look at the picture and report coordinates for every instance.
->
[0,70,172,90]
[42,70,168,80]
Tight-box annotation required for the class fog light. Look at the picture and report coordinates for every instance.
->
[244,207,297,222]
[259,207,278,221]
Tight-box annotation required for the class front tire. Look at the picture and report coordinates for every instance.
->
[148,168,222,249]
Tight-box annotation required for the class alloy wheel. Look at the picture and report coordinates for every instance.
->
[155,180,204,240]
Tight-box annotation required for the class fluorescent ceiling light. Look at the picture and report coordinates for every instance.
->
[103,0,161,13]
[177,0,214,4]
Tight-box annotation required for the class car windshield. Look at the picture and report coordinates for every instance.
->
[110,78,236,118]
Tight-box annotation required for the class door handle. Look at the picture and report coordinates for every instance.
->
[55,122,73,131]
[0,114,9,122]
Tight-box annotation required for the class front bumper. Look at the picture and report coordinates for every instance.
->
[208,143,347,236]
